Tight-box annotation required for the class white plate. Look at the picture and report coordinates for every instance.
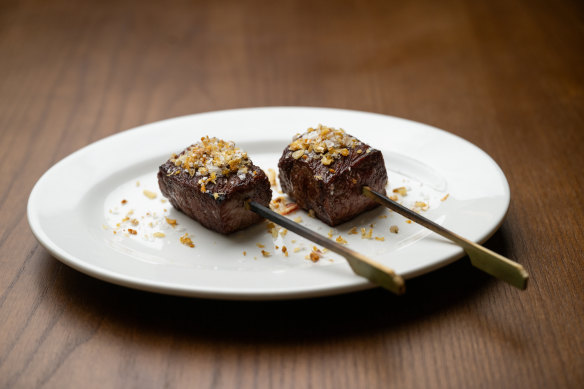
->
[27,107,510,300]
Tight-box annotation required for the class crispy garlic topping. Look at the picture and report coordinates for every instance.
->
[169,136,253,192]
[288,124,360,165]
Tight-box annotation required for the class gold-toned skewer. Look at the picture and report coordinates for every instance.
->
[362,186,528,290]
[246,200,406,295]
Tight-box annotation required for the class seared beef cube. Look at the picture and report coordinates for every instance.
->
[278,125,388,226]
[158,137,272,234]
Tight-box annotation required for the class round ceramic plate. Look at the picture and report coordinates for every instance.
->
[27,107,510,300]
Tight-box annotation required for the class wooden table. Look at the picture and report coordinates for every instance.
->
[1,0,583,387]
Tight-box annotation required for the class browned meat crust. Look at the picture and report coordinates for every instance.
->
[158,140,272,234]
[278,127,387,226]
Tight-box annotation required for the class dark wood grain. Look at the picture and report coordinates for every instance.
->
[1,0,583,388]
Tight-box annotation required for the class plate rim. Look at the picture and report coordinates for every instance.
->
[27,106,510,300]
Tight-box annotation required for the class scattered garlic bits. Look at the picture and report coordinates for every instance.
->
[393,187,408,196]
[169,136,252,192]
[180,233,195,248]
[307,246,324,262]
[267,168,277,186]
[287,124,359,165]
[270,196,298,215]
[413,201,430,212]
[335,235,348,244]
[143,189,157,199]
[361,227,373,239]
[265,221,281,239]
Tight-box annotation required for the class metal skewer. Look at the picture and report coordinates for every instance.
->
[246,200,406,295]
[362,186,528,290]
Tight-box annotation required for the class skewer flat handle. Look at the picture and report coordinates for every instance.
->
[248,201,406,294]
[362,187,528,290]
